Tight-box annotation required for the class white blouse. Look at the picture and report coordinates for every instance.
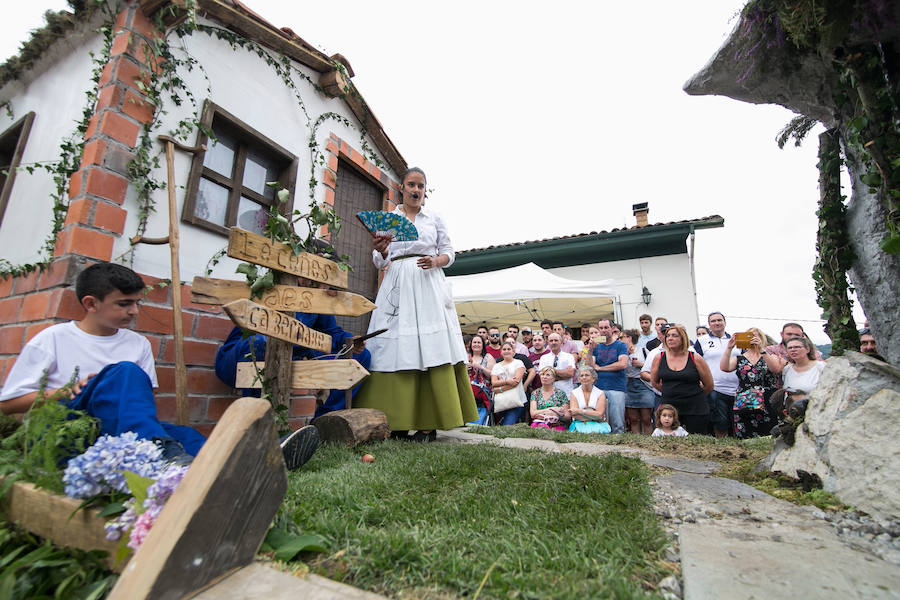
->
[782,361,826,393]
[371,206,455,270]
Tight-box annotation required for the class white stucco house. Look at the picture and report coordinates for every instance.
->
[0,0,406,431]
[445,204,724,335]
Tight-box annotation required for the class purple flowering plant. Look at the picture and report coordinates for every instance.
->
[105,464,189,559]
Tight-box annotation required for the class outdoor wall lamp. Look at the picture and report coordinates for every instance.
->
[641,287,652,306]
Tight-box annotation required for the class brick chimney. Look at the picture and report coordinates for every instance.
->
[632,202,649,227]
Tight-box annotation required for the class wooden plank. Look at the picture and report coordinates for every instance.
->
[227,228,349,289]
[0,478,127,572]
[107,397,288,600]
[222,299,331,353]
[235,360,369,390]
[191,277,375,316]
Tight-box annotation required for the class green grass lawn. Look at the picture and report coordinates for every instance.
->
[279,441,670,599]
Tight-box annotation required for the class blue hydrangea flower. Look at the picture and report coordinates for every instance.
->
[63,432,165,499]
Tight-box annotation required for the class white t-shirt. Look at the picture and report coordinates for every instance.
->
[640,345,664,396]
[652,426,688,437]
[538,351,576,394]
[694,334,740,396]
[0,322,158,402]
[782,361,826,393]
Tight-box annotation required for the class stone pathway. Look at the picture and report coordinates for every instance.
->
[437,429,900,600]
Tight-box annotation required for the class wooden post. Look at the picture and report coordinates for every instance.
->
[130,136,205,426]
[163,139,189,426]
[265,272,296,417]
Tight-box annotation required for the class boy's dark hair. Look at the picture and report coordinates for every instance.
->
[75,262,145,303]
[540,319,552,327]
[639,313,652,322]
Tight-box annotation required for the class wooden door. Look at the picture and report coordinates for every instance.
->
[332,161,382,335]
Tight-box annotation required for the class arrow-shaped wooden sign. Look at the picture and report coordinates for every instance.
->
[235,360,369,390]
[191,277,375,317]
[227,228,349,289]
[222,299,331,353]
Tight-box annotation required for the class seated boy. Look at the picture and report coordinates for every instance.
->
[215,308,371,419]
[0,262,316,470]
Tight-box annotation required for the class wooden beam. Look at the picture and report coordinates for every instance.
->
[0,478,126,572]
[222,299,331,353]
[107,397,287,599]
[227,228,349,289]
[191,277,375,316]
[235,359,369,390]
[195,0,333,73]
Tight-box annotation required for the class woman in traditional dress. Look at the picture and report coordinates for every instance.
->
[354,167,477,441]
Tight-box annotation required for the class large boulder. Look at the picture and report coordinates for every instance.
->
[764,352,900,520]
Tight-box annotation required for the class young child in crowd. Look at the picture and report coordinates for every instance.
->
[0,262,316,469]
[651,404,689,437]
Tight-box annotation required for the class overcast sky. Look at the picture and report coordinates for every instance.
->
[2,1,868,343]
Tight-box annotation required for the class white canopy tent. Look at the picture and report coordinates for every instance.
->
[448,262,617,332]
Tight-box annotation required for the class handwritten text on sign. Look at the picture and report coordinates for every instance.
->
[223,299,331,353]
[227,228,349,289]
[190,277,375,316]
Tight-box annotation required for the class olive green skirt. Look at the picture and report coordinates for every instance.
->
[354,362,478,431]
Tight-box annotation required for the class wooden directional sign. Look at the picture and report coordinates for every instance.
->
[235,360,369,390]
[227,228,349,289]
[191,277,375,317]
[223,299,331,353]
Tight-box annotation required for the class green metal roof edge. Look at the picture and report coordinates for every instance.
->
[446,216,724,276]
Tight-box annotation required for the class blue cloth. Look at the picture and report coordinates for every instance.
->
[568,420,611,434]
[468,405,491,426]
[626,377,656,408]
[602,389,627,434]
[66,361,206,456]
[592,341,628,392]
[214,312,371,418]
[706,390,735,434]
[495,405,525,426]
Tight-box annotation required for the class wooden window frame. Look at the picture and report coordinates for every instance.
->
[0,111,36,226]
[182,101,298,235]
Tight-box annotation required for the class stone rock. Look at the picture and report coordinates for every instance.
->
[765,353,900,520]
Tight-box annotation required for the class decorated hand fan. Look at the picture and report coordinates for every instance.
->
[356,210,418,241]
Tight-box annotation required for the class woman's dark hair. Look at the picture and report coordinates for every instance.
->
[463,334,473,353]
[786,336,817,360]
[401,166,427,184]
[470,334,486,355]
[75,262,145,303]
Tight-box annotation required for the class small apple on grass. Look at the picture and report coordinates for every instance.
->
[361,453,375,463]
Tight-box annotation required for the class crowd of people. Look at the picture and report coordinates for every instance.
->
[462,311,867,439]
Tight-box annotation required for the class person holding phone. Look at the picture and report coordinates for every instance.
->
[587,319,628,433]
[354,167,477,441]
